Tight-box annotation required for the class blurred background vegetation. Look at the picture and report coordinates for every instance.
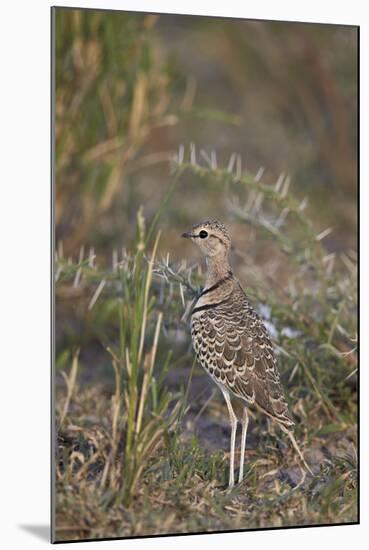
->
[54,7,357,542]
[55,8,357,256]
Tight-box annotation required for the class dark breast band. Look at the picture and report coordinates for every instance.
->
[191,295,232,316]
[198,271,233,298]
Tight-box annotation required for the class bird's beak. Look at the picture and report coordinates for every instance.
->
[181,232,193,239]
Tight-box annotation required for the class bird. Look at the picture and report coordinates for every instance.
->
[181,219,312,488]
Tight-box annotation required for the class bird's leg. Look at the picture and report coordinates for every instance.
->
[220,387,237,488]
[238,407,249,483]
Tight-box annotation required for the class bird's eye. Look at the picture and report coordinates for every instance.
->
[199,230,208,239]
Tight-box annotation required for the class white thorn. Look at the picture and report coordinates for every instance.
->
[88,279,106,310]
[190,142,196,165]
[326,255,336,276]
[299,197,308,211]
[316,227,333,241]
[245,190,257,212]
[280,176,291,198]
[73,266,82,288]
[200,149,212,168]
[275,173,285,192]
[252,192,264,213]
[255,167,265,182]
[55,265,62,282]
[88,247,95,268]
[322,252,335,263]
[179,283,185,307]
[178,144,184,164]
[78,245,85,265]
[227,153,236,173]
[210,150,217,169]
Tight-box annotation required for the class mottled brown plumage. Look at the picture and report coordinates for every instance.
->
[191,280,294,429]
[182,219,312,487]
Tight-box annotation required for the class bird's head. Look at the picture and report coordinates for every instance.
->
[181,219,231,258]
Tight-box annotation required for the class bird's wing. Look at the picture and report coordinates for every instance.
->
[192,297,294,429]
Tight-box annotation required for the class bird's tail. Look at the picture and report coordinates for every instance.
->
[286,430,313,476]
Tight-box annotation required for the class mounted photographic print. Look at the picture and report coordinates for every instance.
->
[52,6,358,543]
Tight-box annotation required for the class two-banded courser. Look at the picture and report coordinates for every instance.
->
[182,219,312,488]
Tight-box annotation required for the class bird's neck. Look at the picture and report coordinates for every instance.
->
[205,253,232,288]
